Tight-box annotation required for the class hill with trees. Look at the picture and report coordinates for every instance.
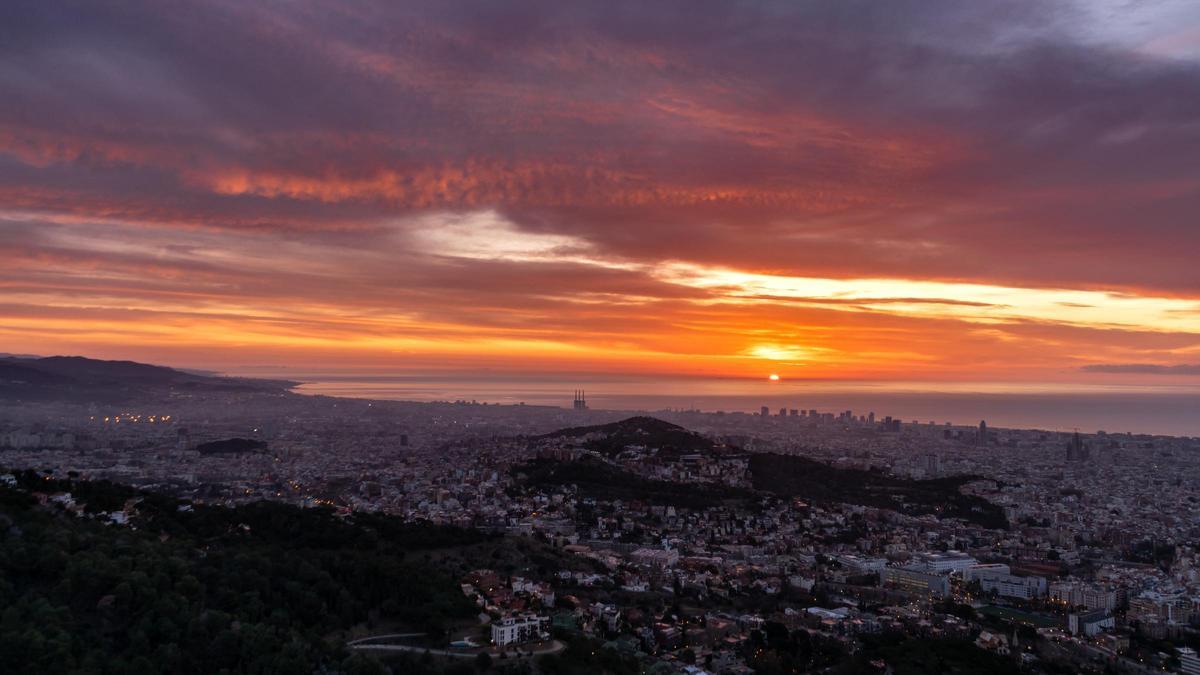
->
[526,418,1008,529]
[532,416,720,458]
[749,453,1008,529]
[0,470,484,674]
[516,456,757,509]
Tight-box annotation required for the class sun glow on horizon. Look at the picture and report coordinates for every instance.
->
[2,211,1200,384]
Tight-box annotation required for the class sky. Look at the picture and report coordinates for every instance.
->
[2,0,1200,389]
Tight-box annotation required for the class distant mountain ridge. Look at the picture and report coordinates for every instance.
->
[0,355,297,404]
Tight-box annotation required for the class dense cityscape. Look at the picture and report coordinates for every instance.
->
[3,356,1200,673]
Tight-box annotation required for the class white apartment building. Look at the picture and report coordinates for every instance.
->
[835,554,888,575]
[965,564,1046,599]
[911,551,979,574]
[979,573,1046,600]
[492,614,549,647]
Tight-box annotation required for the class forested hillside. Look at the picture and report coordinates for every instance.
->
[0,470,484,674]
[749,454,1009,529]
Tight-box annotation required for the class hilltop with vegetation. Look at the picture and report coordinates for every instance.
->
[532,416,720,457]
[0,470,483,674]
[516,456,758,510]
[523,417,1008,529]
[748,453,1008,529]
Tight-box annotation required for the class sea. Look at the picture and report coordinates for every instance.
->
[228,369,1200,437]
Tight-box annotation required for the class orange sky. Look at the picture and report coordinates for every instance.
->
[2,0,1200,387]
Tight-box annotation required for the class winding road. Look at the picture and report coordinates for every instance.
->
[348,633,564,659]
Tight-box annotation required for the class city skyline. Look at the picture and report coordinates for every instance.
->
[2,0,1200,396]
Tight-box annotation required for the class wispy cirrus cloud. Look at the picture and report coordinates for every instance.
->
[1081,364,1200,375]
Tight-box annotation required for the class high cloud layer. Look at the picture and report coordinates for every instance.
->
[2,0,1199,382]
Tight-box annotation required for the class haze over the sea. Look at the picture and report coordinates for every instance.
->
[237,369,1200,437]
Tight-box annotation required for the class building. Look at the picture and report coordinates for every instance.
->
[964,563,1010,580]
[653,622,683,650]
[492,614,549,646]
[1178,647,1200,675]
[976,572,1046,600]
[911,551,979,574]
[631,548,680,570]
[1068,610,1113,637]
[1129,590,1194,624]
[573,390,588,411]
[883,566,950,598]
[920,453,940,476]
[835,554,888,575]
[963,563,1047,600]
[1065,431,1090,462]
[1050,582,1118,612]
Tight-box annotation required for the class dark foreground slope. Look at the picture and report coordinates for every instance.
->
[750,453,1008,529]
[0,471,482,674]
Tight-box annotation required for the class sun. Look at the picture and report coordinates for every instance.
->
[768,373,780,381]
